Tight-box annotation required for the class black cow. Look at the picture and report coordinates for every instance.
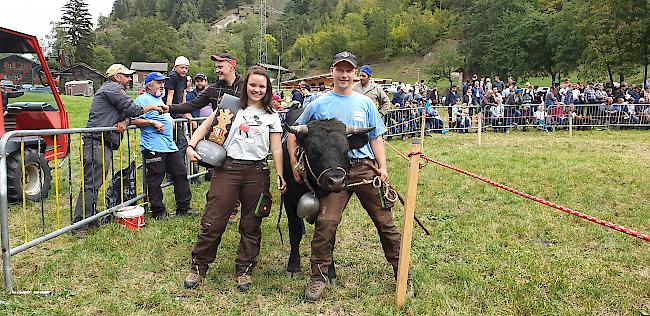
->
[282,113,373,283]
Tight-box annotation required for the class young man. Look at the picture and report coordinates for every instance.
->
[168,53,244,223]
[187,73,211,118]
[168,53,243,114]
[287,51,412,302]
[301,85,318,107]
[132,72,193,219]
[352,65,391,115]
[165,56,192,162]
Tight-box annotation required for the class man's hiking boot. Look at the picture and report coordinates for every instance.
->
[305,280,326,302]
[237,275,252,292]
[184,272,203,289]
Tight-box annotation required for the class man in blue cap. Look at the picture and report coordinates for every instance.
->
[131,72,194,219]
[352,64,391,115]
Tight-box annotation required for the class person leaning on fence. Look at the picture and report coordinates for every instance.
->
[130,72,195,220]
[424,98,443,134]
[287,51,413,303]
[71,64,165,238]
[352,65,391,116]
[182,65,286,292]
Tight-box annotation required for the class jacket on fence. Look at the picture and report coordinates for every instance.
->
[169,73,244,114]
[84,80,145,149]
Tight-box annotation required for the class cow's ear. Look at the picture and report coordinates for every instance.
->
[347,134,370,149]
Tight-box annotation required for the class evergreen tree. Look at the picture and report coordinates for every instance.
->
[111,0,131,20]
[60,0,95,64]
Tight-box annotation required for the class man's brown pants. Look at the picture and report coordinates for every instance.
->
[310,162,402,281]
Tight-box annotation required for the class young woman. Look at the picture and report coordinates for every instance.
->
[182,65,286,292]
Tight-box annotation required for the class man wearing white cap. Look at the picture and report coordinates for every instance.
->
[165,56,192,162]
[72,64,164,237]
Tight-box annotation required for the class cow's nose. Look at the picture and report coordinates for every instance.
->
[326,174,346,193]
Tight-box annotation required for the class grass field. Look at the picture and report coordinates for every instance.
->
[0,95,648,315]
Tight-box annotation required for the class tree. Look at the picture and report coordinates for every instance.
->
[60,0,95,64]
[425,45,464,87]
[111,0,131,20]
[200,0,225,22]
[91,45,115,73]
[114,17,181,64]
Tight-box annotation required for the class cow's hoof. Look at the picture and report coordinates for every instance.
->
[328,277,337,286]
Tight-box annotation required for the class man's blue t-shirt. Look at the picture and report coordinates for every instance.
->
[135,92,178,153]
[295,91,387,159]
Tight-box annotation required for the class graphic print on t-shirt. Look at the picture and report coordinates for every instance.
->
[239,114,263,143]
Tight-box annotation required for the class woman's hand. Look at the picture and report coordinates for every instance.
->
[277,175,287,193]
[186,146,202,162]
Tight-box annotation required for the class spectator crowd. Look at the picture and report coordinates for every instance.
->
[380,75,650,136]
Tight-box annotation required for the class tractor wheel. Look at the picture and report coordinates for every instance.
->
[6,149,52,202]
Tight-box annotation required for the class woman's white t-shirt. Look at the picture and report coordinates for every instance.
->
[223,106,282,161]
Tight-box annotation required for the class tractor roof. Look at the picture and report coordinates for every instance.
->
[0,27,38,53]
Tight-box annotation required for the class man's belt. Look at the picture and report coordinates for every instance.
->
[350,157,375,164]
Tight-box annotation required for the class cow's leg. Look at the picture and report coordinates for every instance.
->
[327,234,337,285]
[284,192,304,276]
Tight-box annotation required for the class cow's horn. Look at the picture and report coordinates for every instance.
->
[287,124,309,135]
[345,125,375,135]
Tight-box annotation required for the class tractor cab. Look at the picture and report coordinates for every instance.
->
[0,27,70,201]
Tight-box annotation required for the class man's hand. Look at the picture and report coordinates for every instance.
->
[377,166,389,183]
[292,164,303,184]
[186,146,202,163]
[158,104,169,113]
[114,120,128,133]
[152,121,165,133]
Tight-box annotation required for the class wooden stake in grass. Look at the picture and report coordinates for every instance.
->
[420,108,426,143]
[569,112,573,137]
[477,113,482,146]
[395,138,421,307]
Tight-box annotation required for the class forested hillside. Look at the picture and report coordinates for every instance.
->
[47,0,649,85]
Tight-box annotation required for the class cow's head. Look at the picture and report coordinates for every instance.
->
[288,119,374,195]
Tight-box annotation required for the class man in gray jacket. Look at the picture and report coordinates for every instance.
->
[73,64,164,237]
[352,65,391,115]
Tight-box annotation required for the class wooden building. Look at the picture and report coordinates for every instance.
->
[0,54,41,86]
[55,62,108,92]
[130,62,168,89]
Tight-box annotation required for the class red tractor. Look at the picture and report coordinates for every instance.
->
[0,27,69,201]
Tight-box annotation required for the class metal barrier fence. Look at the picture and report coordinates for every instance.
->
[383,103,650,137]
[0,117,210,293]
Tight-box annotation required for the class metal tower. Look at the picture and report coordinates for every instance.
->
[258,0,267,64]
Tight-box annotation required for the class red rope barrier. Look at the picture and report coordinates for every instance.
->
[417,153,650,243]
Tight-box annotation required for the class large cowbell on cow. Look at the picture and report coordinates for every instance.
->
[196,94,241,168]
[287,118,374,195]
